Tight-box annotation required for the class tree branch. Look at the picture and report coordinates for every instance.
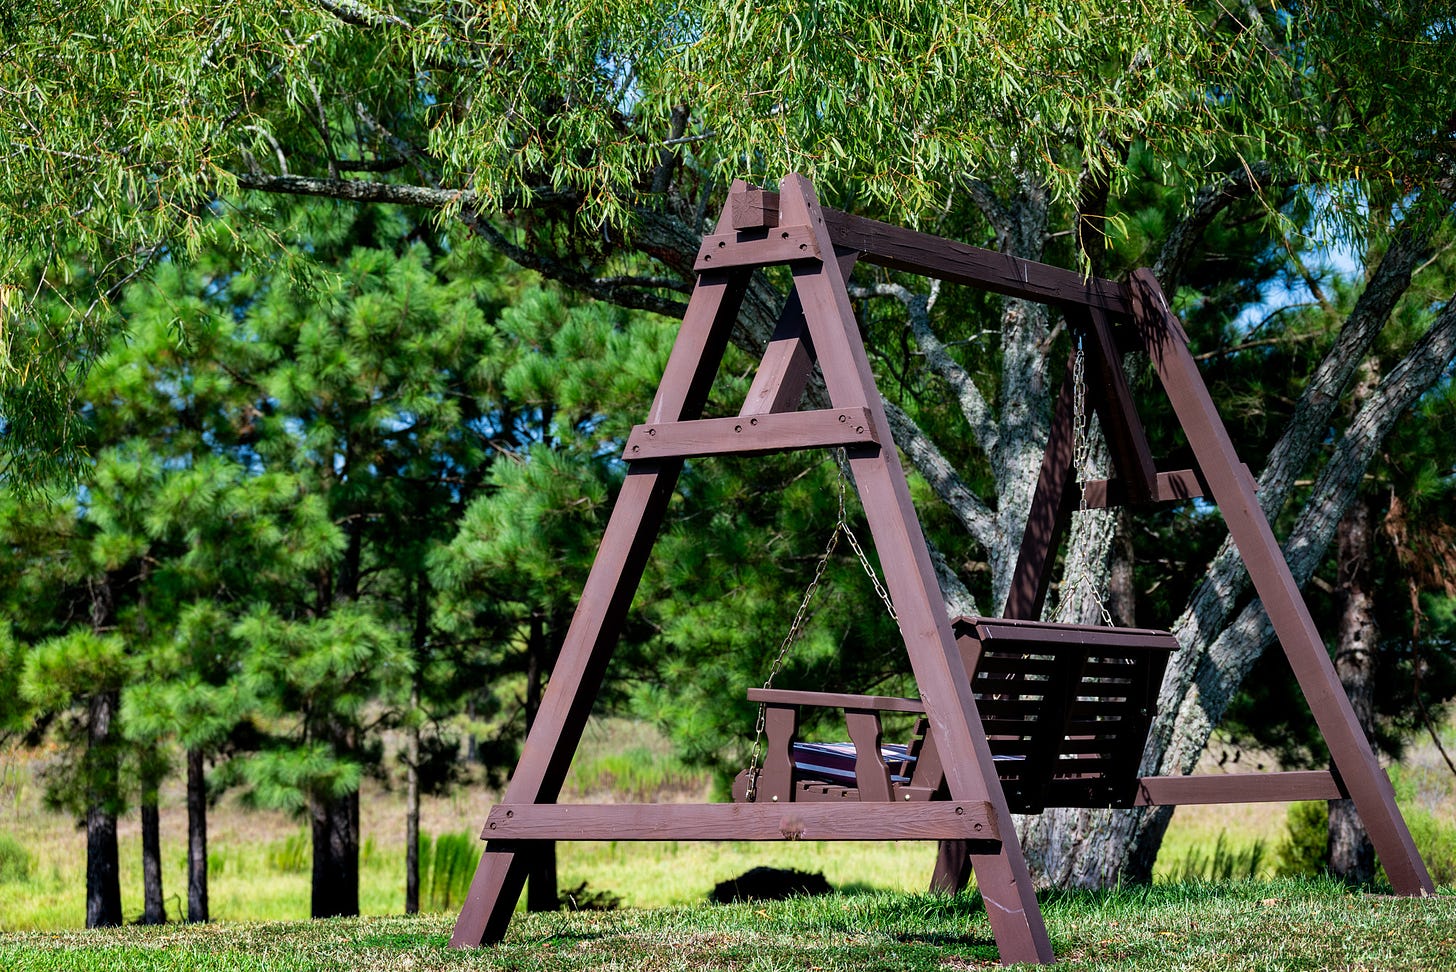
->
[1153,290,1456,777]
[1152,161,1275,294]
[1169,204,1436,662]
[882,401,996,549]
[311,0,411,31]
[849,281,999,454]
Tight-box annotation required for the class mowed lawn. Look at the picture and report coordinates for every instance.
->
[3,880,1456,971]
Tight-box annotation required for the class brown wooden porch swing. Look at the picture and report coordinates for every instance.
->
[450,174,1434,966]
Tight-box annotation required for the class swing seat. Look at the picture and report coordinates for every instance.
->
[733,615,1178,814]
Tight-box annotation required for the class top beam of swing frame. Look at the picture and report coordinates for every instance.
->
[705,188,1130,315]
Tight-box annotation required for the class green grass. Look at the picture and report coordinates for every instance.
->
[2,879,1454,970]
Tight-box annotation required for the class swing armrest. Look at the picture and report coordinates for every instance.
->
[747,687,926,714]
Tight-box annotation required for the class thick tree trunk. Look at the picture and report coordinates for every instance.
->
[310,789,360,919]
[140,780,166,924]
[1329,491,1379,882]
[186,747,209,923]
[86,689,123,928]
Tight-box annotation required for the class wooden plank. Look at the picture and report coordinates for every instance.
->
[1133,771,1346,806]
[735,190,1127,313]
[1129,268,1434,895]
[1078,305,1158,502]
[731,188,779,230]
[451,187,758,949]
[624,408,879,461]
[777,174,1055,964]
[482,802,1001,843]
[1080,465,1257,508]
[1002,359,1080,620]
[748,687,927,714]
[973,619,1179,651]
[695,225,821,271]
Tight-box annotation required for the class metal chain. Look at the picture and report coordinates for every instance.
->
[744,449,898,801]
[1063,339,1116,627]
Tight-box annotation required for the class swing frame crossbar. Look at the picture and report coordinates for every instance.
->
[450,175,1433,967]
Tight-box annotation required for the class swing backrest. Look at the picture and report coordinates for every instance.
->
[954,616,1178,813]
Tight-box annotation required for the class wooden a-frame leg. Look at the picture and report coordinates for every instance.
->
[930,356,1079,893]
[1129,268,1434,897]
[781,173,1054,964]
[450,260,752,947]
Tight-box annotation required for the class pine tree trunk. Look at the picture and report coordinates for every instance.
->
[140,779,166,924]
[86,689,123,928]
[1329,495,1378,883]
[310,789,360,918]
[405,684,421,915]
[186,747,209,923]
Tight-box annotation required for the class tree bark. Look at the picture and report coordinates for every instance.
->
[310,787,360,919]
[85,688,123,928]
[140,778,166,924]
[1329,494,1379,883]
[186,747,209,923]
[86,570,123,929]
[405,682,421,915]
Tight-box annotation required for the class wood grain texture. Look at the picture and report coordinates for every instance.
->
[482,802,1000,843]
[623,407,879,461]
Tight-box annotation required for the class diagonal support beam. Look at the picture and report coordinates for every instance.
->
[1128,268,1433,897]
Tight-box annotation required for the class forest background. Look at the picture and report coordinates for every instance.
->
[1,0,1455,931]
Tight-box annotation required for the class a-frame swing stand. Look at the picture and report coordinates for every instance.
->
[451,174,1433,966]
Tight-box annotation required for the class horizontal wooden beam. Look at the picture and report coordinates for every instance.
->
[748,686,927,713]
[694,225,821,271]
[1080,465,1257,508]
[1134,770,1346,806]
[968,616,1180,653]
[482,801,1000,843]
[723,189,1128,314]
[623,407,879,461]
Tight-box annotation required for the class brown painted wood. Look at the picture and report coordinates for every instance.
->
[777,173,1054,964]
[483,802,1000,842]
[738,250,859,417]
[732,188,779,230]
[845,711,895,801]
[1076,305,1158,503]
[748,687,926,713]
[1128,267,1434,896]
[1005,355,1080,620]
[623,407,879,461]
[1080,466,1254,508]
[761,705,798,805]
[1134,771,1346,806]
[734,188,1128,313]
[450,188,759,948]
[695,225,821,270]
[740,288,816,416]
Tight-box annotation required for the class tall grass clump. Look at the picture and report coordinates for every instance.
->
[1276,797,1456,884]
[420,832,480,912]
[266,831,310,873]
[1163,830,1267,882]
[0,832,30,883]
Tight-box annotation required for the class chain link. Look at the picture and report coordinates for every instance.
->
[1062,339,1116,627]
[744,449,897,801]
